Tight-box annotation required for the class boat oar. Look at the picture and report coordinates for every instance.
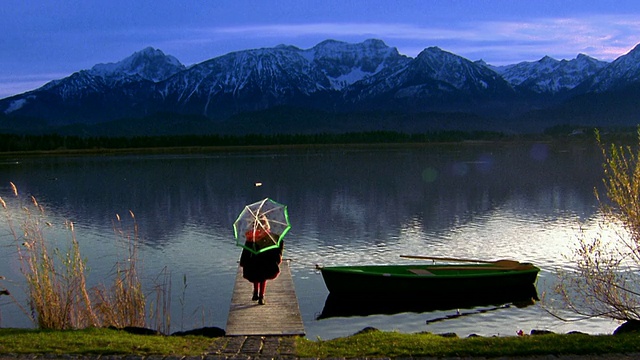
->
[423,265,535,271]
[400,255,521,268]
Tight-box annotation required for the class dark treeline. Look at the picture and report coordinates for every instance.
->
[0,131,511,153]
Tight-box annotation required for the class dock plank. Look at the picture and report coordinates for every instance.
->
[226,260,305,336]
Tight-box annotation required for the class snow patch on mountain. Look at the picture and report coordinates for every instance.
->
[327,67,371,90]
[3,97,29,114]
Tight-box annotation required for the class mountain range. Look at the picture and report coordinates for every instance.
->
[1,39,639,136]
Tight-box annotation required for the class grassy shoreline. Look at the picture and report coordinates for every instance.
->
[296,330,640,358]
[0,328,639,358]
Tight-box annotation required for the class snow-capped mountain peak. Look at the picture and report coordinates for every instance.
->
[588,42,640,92]
[33,47,187,102]
[89,47,185,83]
[410,46,506,91]
[304,39,409,90]
[494,53,607,93]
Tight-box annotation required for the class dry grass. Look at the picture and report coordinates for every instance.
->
[92,211,146,328]
[0,183,167,331]
[2,183,97,329]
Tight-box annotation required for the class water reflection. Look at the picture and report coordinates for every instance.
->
[318,284,539,320]
[0,144,602,249]
[0,142,620,338]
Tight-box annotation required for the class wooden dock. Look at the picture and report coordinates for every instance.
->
[225,260,305,336]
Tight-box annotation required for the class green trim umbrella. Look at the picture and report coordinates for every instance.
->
[233,198,291,254]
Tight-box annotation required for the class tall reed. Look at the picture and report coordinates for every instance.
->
[149,266,172,334]
[1,183,97,329]
[92,211,146,328]
[0,183,169,331]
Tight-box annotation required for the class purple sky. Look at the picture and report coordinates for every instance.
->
[2,0,640,99]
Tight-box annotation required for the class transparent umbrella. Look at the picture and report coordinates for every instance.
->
[233,198,291,254]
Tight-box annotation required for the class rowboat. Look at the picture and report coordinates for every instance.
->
[318,261,540,295]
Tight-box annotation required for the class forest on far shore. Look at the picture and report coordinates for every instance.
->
[0,131,508,153]
[0,126,618,153]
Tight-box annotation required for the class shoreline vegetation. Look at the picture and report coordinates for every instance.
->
[1,327,640,358]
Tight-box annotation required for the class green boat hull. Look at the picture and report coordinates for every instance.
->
[320,263,540,295]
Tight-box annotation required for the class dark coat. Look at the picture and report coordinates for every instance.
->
[240,241,283,283]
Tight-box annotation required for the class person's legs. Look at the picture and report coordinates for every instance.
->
[258,281,267,305]
[252,282,259,301]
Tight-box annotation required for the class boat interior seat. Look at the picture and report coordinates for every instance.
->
[408,268,435,276]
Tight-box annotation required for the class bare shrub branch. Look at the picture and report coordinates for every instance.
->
[557,129,640,322]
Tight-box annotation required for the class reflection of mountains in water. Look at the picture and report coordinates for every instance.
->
[2,145,603,248]
[317,283,538,320]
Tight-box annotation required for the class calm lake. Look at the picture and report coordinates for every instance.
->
[0,141,623,339]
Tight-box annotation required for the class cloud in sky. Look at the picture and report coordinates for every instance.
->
[200,15,640,62]
[1,1,640,99]
[128,15,640,72]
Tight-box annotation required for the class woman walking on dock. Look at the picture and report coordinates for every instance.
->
[240,216,284,305]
